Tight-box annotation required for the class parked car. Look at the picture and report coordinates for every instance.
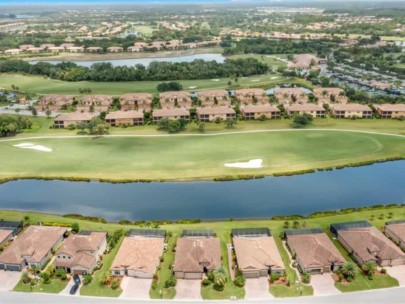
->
[70,284,79,295]
[73,275,81,285]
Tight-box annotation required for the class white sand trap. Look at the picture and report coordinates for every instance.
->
[13,143,52,152]
[250,79,260,82]
[211,79,220,82]
[224,159,263,169]
[188,86,197,89]
[271,76,278,79]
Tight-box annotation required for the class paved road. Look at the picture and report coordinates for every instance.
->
[2,286,405,304]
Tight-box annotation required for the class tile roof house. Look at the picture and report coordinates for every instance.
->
[111,236,165,278]
[287,54,321,70]
[233,233,284,278]
[336,225,405,266]
[107,46,124,53]
[385,221,405,251]
[53,112,97,128]
[120,93,153,111]
[235,88,268,105]
[330,104,373,119]
[159,91,192,109]
[77,95,113,112]
[241,104,281,120]
[313,88,347,104]
[86,47,103,53]
[286,230,345,274]
[274,88,308,104]
[35,95,74,111]
[196,106,236,122]
[152,108,190,123]
[0,226,66,271]
[55,231,107,275]
[285,104,326,118]
[375,104,405,119]
[105,110,144,126]
[197,90,230,106]
[173,235,221,279]
[0,230,13,247]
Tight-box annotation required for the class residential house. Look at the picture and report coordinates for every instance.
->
[274,88,308,104]
[105,110,144,126]
[26,47,45,54]
[48,46,65,53]
[0,226,66,271]
[145,41,165,51]
[235,88,268,105]
[0,230,12,247]
[152,108,190,123]
[331,221,405,266]
[313,88,347,104]
[173,230,221,279]
[285,104,326,118]
[288,54,322,70]
[375,104,405,119]
[127,42,148,52]
[196,106,236,122]
[197,90,230,106]
[66,46,85,53]
[86,47,103,53]
[53,112,96,128]
[286,228,345,274]
[159,91,192,109]
[0,220,23,237]
[59,43,76,49]
[35,95,74,112]
[40,44,56,50]
[330,104,373,119]
[4,49,22,55]
[232,228,284,278]
[19,44,35,51]
[241,104,281,120]
[120,93,153,111]
[111,229,166,278]
[77,95,113,112]
[385,221,405,251]
[55,231,107,275]
[107,46,123,53]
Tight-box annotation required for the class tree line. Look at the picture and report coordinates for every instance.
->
[0,58,269,82]
[0,115,33,137]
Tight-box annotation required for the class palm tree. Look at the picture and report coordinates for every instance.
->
[212,265,227,287]
[341,262,357,280]
[362,261,377,276]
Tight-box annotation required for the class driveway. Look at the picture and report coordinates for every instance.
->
[119,277,152,299]
[59,278,80,295]
[175,279,201,300]
[311,273,340,296]
[386,265,405,286]
[0,270,21,291]
[245,277,273,299]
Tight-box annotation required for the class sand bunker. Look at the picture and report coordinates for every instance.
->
[13,143,52,152]
[224,159,263,169]
[188,86,197,89]
[211,79,220,82]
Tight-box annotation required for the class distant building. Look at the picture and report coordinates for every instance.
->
[274,87,308,104]
[159,91,192,109]
[196,106,236,122]
[241,104,281,120]
[285,104,326,118]
[53,112,96,128]
[197,90,230,106]
[313,88,347,104]
[105,110,144,126]
[235,88,268,105]
[375,104,405,119]
[330,104,373,119]
[152,108,190,123]
[120,93,153,111]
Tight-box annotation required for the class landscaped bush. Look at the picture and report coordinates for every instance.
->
[213,283,225,291]
[202,278,211,286]
[41,272,51,284]
[55,268,67,281]
[302,272,311,284]
[234,274,245,287]
[270,273,280,283]
[381,268,387,274]
[83,274,93,285]
[111,279,120,290]
[164,276,177,288]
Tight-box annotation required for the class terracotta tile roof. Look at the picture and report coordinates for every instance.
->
[197,90,229,99]
[313,88,344,96]
[233,237,284,272]
[111,237,164,274]
[385,223,405,243]
[287,233,345,269]
[153,108,190,117]
[196,106,235,115]
[79,95,113,105]
[0,226,66,265]
[0,229,12,244]
[120,93,153,103]
[330,104,372,111]
[54,112,97,122]
[159,91,191,100]
[274,88,306,96]
[173,238,221,272]
[235,88,265,97]
[286,104,325,111]
[39,95,74,104]
[375,104,405,112]
[242,104,280,113]
[56,232,106,257]
[338,226,405,263]
[105,110,143,120]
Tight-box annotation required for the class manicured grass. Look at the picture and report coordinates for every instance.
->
[2,206,405,298]
[79,236,124,297]
[14,278,68,293]
[228,54,288,68]
[1,127,405,181]
[269,284,313,298]
[0,73,310,95]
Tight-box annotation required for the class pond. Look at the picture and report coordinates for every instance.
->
[0,161,405,221]
[31,53,226,68]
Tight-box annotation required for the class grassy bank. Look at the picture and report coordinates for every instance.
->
[1,127,405,182]
[2,206,405,298]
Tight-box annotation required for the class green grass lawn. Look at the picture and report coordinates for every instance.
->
[0,73,310,95]
[1,127,405,181]
[228,54,288,68]
[79,236,124,297]
[3,206,405,298]
[14,278,68,293]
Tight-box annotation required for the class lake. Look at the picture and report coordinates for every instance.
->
[31,53,226,68]
[0,161,405,221]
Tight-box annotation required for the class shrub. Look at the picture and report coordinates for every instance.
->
[67,124,76,130]
[83,274,92,285]
[302,272,311,284]
[207,271,214,281]
[202,278,211,286]
[71,223,80,233]
[55,268,67,281]
[380,268,387,274]
[111,279,120,290]
[164,276,177,288]
[338,273,344,282]
[213,283,225,291]
[270,273,280,283]
[234,275,245,287]
[41,272,51,284]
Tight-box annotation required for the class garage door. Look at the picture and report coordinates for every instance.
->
[0,264,4,270]
[184,272,202,280]
[6,265,21,271]
[308,268,322,275]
